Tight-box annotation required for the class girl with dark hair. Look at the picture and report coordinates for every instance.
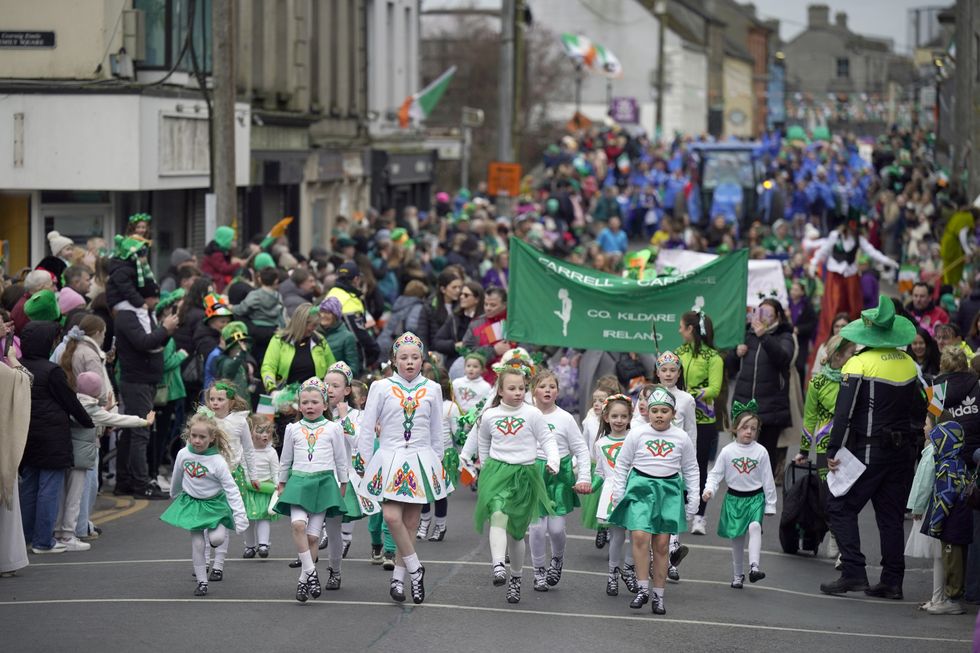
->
[910,327,941,382]
[430,269,463,337]
[431,280,485,366]
[676,311,724,535]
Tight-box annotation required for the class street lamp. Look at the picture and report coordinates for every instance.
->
[654,0,667,141]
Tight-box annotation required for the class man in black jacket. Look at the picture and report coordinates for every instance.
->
[114,282,178,499]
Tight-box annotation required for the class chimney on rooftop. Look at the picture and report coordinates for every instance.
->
[808,4,830,28]
[835,11,848,30]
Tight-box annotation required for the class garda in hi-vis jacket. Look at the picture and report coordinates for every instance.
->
[826,347,925,466]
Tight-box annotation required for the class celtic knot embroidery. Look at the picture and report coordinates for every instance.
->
[367,468,384,496]
[342,416,356,437]
[458,387,477,403]
[386,462,419,497]
[391,381,428,442]
[183,461,209,478]
[731,457,759,474]
[493,416,526,436]
[644,439,675,458]
[432,470,441,496]
[601,440,623,468]
[352,452,366,476]
[301,424,324,462]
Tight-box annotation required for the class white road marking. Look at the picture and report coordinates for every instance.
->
[0,597,968,644]
[24,557,921,605]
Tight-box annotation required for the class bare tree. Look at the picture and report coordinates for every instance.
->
[422,15,569,191]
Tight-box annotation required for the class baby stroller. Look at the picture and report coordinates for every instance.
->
[779,460,828,556]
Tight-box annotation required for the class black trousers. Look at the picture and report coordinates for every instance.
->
[696,422,718,516]
[826,459,912,587]
[118,382,156,492]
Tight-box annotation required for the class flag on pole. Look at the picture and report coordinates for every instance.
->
[926,382,947,418]
[560,33,596,67]
[398,66,457,128]
[593,43,623,78]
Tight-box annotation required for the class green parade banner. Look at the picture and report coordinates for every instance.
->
[507,238,748,353]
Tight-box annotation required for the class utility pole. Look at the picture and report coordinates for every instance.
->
[654,0,667,141]
[512,0,525,163]
[498,0,515,163]
[212,0,237,229]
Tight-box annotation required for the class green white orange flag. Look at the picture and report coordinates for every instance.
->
[398,66,457,128]
[926,382,947,418]
[560,33,596,67]
[593,43,623,78]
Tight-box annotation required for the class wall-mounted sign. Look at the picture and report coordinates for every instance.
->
[0,31,56,48]
[609,97,639,124]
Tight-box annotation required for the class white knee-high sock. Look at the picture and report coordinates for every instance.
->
[528,517,548,568]
[256,520,271,546]
[608,527,626,571]
[731,535,745,577]
[324,517,344,570]
[298,550,315,579]
[747,522,762,567]
[489,512,509,566]
[669,533,679,551]
[508,535,525,576]
[210,528,229,570]
[341,521,354,543]
[402,553,421,574]
[191,532,208,583]
[548,516,567,558]
[932,555,946,604]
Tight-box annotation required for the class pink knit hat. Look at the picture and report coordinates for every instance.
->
[76,371,103,398]
[58,287,87,314]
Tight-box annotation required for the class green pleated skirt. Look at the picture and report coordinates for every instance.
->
[273,469,347,518]
[608,471,686,535]
[161,492,235,532]
[235,466,280,522]
[717,489,765,539]
[537,455,580,517]
[474,458,555,540]
[579,471,604,530]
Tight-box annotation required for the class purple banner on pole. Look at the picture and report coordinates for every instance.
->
[609,97,639,124]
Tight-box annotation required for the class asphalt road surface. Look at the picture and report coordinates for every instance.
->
[1,483,974,652]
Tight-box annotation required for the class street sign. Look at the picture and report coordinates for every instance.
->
[0,31,55,48]
[487,161,522,198]
[462,107,484,128]
[609,97,639,124]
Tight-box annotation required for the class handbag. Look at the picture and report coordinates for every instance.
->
[153,384,169,407]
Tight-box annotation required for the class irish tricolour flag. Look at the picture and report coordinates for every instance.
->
[398,66,457,128]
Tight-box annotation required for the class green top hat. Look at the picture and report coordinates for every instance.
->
[24,289,62,323]
[839,294,916,349]
[213,225,236,252]
[253,252,276,271]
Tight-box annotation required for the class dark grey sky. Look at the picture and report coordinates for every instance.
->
[750,0,950,53]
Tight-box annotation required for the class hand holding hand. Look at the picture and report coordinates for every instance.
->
[573,481,592,494]
[701,490,713,502]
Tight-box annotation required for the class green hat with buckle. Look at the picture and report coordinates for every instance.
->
[221,321,251,348]
[839,294,916,349]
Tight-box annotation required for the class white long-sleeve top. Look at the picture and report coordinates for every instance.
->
[610,423,699,516]
[358,373,444,468]
[537,406,591,484]
[279,417,349,484]
[661,384,698,447]
[252,446,280,484]
[216,411,257,483]
[581,411,601,454]
[593,432,627,481]
[452,376,492,413]
[77,394,149,432]
[331,405,362,460]
[703,440,778,514]
[443,401,462,450]
[170,445,248,532]
[811,230,896,277]
[477,401,559,470]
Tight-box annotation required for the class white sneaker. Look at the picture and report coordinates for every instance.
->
[59,537,91,552]
[926,599,965,615]
[31,542,67,554]
[690,516,707,535]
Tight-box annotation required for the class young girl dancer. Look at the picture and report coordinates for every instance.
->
[452,352,492,412]
[161,410,248,597]
[242,416,279,559]
[529,369,592,591]
[325,361,375,559]
[702,400,777,589]
[581,378,621,549]
[474,364,560,604]
[608,387,699,615]
[275,377,349,602]
[206,380,259,581]
[357,332,451,605]
[677,311,724,535]
[652,352,698,583]
[418,367,460,541]
[592,394,639,596]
